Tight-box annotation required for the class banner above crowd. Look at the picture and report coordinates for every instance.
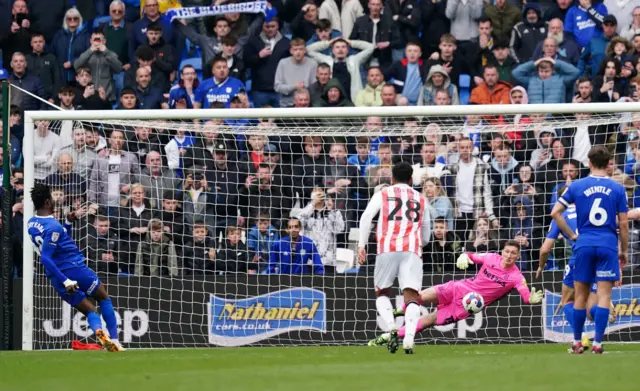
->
[163,1,277,24]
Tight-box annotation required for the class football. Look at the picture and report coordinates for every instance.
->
[462,292,484,314]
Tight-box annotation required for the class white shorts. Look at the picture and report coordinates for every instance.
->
[374,251,422,292]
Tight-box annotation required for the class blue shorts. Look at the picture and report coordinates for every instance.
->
[563,260,597,292]
[573,247,620,284]
[49,267,101,307]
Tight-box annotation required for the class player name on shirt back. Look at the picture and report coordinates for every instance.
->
[583,186,612,197]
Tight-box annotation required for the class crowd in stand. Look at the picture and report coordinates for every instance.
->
[1,0,640,278]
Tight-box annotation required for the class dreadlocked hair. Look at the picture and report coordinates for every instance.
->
[30,182,52,210]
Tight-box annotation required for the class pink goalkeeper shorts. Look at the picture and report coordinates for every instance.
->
[434,280,470,326]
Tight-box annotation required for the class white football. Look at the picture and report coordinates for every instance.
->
[462,292,485,314]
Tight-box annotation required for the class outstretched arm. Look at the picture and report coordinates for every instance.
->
[537,238,555,278]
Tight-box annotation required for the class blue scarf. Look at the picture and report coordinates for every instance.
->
[163,1,277,23]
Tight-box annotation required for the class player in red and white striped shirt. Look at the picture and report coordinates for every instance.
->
[358,162,431,354]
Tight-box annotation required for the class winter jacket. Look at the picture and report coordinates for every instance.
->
[135,86,166,109]
[425,52,469,88]
[484,2,521,43]
[354,83,384,107]
[267,235,325,274]
[528,128,557,170]
[181,186,217,229]
[51,25,91,84]
[445,0,483,41]
[509,3,548,64]
[469,80,512,105]
[87,151,141,205]
[385,0,422,45]
[349,13,402,70]
[243,31,291,92]
[247,225,280,272]
[26,51,61,100]
[148,38,178,82]
[423,231,462,272]
[296,203,345,267]
[418,64,460,106]
[215,239,249,274]
[420,0,450,55]
[578,34,614,77]
[592,75,629,102]
[183,236,217,275]
[0,16,31,68]
[134,221,179,277]
[531,34,581,65]
[512,59,580,104]
[129,16,175,67]
[83,226,120,275]
[313,78,355,108]
[8,71,46,111]
[153,209,186,247]
[117,200,154,272]
[238,184,292,226]
[307,39,375,99]
[27,0,67,42]
[44,171,86,194]
[564,3,608,48]
[73,48,123,101]
[543,3,570,22]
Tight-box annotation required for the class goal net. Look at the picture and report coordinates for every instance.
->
[20,104,640,350]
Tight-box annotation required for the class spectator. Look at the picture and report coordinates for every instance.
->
[267,217,325,274]
[528,128,556,171]
[549,159,581,206]
[133,66,167,109]
[354,66,384,107]
[433,88,452,106]
[126,45,168,91]
[274,38,318,107]
[52,8,90,85]
[243,17,291,108]
[0,118,21,168]
[466,16,495,84]
[168,65,199,109]
[605,0,635,35]
[183,220,217,275]
[607,36,634,64]
[323,140,367,223]
[8,52,46,111]
[45,152,86,195]
[213,226,249,274]
[381,83,401,106]
[194,56,245,108]
[512,57,580,104]
[489,145,520,209]
[412,142,447,183]
[385,42,426,105]
[116,87,140,110]
[291,2,319,42]
[72,68,111,110]
[502,165,543,212]
[309,63,332,104]
[307,38,375,100]
[83,215,120,275]
[1,0,32,75]
[509,3,547,64]
[578,14,618,78]
[423,217,461,272]
[593,57,628,102]
[181,168,217,230]
[130,0,176,67]
[153,190,186,246]
[532,37,570,64]
[26,0,67,43]
[98,0,132,70]
[25,33,60,104]
[418,65,459,106]
[565,0,609,49]
[367,143,394,187]
[444,137,498,238]
[293,135,328,203]
[315,78,354,107]
[509,197,539,270]
[484,0,520,44]
[425,34,469,88]
[544,0,572,22]
[306,19,342,55]
[348,136,380,177]
[74,30,123,103]
[469,64,512,105]
[218,36,247,82]
[488,40,517,84]
[386,0,421,47]
[57,127,96,178]
[572,77,593,104]
[134,219,179,277]
[117,183,153,272]
[84,125,108,157]
[247,213,280,273]
[32,121,60,181]
[464,216,501,253]
[144,22,178,86]
[165,124,196,177]
[127,124,161,166]
[621,6,640,40]
[88,128,140,212]
[239,163,292,227]
[349,0,401,71]
[295,187,345,274]
[420,0,450,57]
[445,0,483,43]
[532,18,581,65]
[422,177,454,230]
[140,151,180,210]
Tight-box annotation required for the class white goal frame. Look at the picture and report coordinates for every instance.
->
[21,102,640,350]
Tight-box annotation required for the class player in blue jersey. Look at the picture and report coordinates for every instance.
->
[27,183,124,352]
[551,146,628,354]
[538,186,616,350]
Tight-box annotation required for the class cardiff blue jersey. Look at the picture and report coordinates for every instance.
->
[547,205,578,247]
[27,215,85,282]
[194,76,245,108]
[558,175,628,251]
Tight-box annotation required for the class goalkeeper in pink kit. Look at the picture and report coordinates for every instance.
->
[370,241,544,345]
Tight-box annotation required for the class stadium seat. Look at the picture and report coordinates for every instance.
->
[180,57,203,80]
[459,74,471,105]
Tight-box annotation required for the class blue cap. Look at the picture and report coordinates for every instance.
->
[0,68,8,80]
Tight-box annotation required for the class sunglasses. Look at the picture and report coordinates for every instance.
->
[111,9,123,14]
[67,16,79,21]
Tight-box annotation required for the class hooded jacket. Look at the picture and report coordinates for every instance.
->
[418,65,460,106]
[134,220,179,277]
[314,78,355,107]
[528,128,557,170]
[489,153,521,200]
[510,196,537,268]
[469,79,512,105]
[509,3,548,63]
[423,230,462,272]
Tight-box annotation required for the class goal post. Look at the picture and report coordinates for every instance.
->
[21,103,640,350]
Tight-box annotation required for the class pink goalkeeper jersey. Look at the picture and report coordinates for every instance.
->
[460,253,531,305]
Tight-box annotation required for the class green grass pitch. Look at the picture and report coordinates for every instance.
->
[1,344,639,391]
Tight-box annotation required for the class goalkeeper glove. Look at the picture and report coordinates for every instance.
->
[529,287,544,305]
[63,279,79,292]
[456,254,473,270]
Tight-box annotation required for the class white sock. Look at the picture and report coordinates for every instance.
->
[403,302,420,349]
[376,296,396,331]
